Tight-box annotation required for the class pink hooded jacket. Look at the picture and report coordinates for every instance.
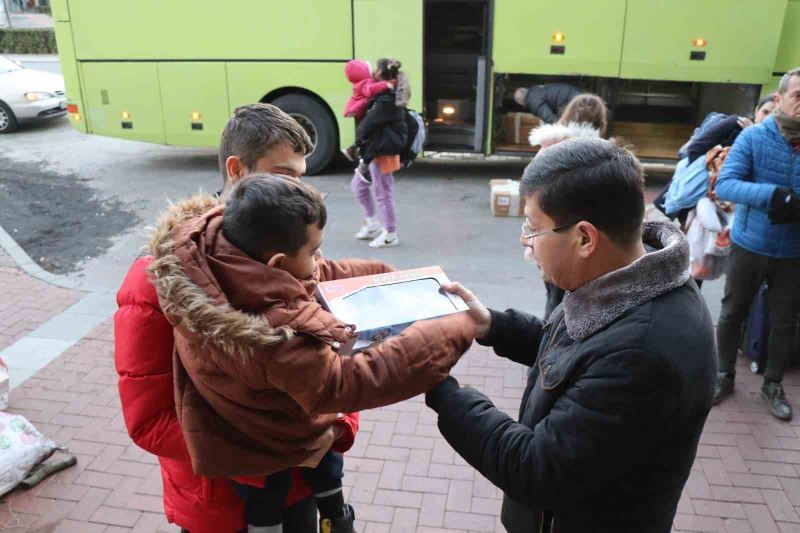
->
[343,60,392,121]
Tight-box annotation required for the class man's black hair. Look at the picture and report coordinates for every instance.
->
[520,137,645,246]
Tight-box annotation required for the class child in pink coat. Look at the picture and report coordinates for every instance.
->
[341,60,393,162]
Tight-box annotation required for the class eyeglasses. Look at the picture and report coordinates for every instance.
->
[521,219,578,243]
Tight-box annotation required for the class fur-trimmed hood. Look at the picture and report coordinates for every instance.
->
[563,221,691,340]
[146,192,350,361]
[529,121,601,149]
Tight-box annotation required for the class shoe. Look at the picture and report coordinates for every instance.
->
[354,218,381,240]
[341,146,357,162]
[760,381,793,421]
[712,372,734,405]
[368,229,399,248]
[320,504,356,533]
[357,161,372,184]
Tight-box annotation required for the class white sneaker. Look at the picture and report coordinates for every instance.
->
[368,230,399,248]
[354,218,381,240]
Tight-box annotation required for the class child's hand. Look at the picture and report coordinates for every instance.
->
[386,82,394,89]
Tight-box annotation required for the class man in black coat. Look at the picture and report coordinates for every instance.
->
[427,137,717,533]
[514,83,582,124]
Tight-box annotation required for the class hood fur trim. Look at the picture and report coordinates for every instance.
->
[146,192,293,360]
[529,122,600,147]
[395,72,411,108]
[563,221,691,341]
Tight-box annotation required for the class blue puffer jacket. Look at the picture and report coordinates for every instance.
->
[715,115,800,258]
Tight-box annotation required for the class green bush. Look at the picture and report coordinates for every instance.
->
[0,29,57,54]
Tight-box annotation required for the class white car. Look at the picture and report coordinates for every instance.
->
[0,55,67,133]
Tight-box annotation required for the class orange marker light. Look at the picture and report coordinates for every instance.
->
[693,38,707,47]
[192,111,202,121]
[553,32,565,43]
[121,111,131,119]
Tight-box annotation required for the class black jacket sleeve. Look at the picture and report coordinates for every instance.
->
[687,115,741,164]
[426,350,678,511]
[478,308,544,367]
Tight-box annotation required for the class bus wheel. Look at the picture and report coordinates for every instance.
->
[270,94,336,175]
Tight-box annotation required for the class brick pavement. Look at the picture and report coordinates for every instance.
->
[0,244,799,532]
[0,248,83,352]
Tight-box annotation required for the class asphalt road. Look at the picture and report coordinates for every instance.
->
[0,117,726,320]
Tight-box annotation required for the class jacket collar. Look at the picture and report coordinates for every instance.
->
[562,221,690,341]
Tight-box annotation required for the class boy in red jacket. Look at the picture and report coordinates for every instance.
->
[115,104,360,533]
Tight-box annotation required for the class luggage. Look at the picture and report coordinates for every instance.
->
[744,280,769,374]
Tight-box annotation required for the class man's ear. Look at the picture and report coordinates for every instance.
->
[226,156,246,184]
[266,253,286,268]
[575,221,599,258]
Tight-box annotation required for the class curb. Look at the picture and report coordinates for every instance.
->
[0,223,118,390]
[0,223,113,293]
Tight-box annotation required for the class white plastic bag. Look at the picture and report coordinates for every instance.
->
[686,197,733,280]
[0,412,56,497]
[0,358,8,411]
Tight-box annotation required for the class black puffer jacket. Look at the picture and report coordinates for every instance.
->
[426,222,716,533]
[356,91,408,162]
[524,83,582,124]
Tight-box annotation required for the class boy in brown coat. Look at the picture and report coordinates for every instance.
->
[148,175,474,533]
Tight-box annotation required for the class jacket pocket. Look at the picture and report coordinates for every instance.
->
[741,206,750,232]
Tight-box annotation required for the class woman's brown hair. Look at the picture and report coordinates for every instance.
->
[558,93,608,137]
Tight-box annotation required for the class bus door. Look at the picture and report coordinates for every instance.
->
[424,0,491,152]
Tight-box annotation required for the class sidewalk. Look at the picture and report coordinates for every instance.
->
[0,241,798,532]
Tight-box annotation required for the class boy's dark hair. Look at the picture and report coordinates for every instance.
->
[222,174,327,260]
[520,137,645,246]
[218,103,314,185]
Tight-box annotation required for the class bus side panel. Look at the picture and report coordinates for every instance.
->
[81,62,165,143]
[50,0,70,21]
[53,22,87,133]
[226,62,354,149]
[621,0,786,83]
[353,0,423,111]
[69,0,352,61]
[775,0,800,73]
[158,63,229,147]
[492,0,626,77]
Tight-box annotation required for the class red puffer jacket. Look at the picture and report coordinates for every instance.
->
[114,257,359,533]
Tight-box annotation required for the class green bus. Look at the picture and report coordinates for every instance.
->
[51,0,800,174]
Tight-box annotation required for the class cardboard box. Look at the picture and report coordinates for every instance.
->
[504,112,540,145]
[490,179,525,217]
[316,266,468,354]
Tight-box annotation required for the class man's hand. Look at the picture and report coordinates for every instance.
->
[441,282,491,340]
[769,187,800,224]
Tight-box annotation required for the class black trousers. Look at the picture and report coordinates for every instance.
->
[716,244,800,382]
[233,451,344,527]
[180,496,318,533]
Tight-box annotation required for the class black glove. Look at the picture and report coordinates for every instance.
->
[425,376,460,411]
[768,187,800,224]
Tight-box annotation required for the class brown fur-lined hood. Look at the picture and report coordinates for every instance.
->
[146,192,351,360]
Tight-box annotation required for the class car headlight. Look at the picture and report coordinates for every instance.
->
[24,91,55,101]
